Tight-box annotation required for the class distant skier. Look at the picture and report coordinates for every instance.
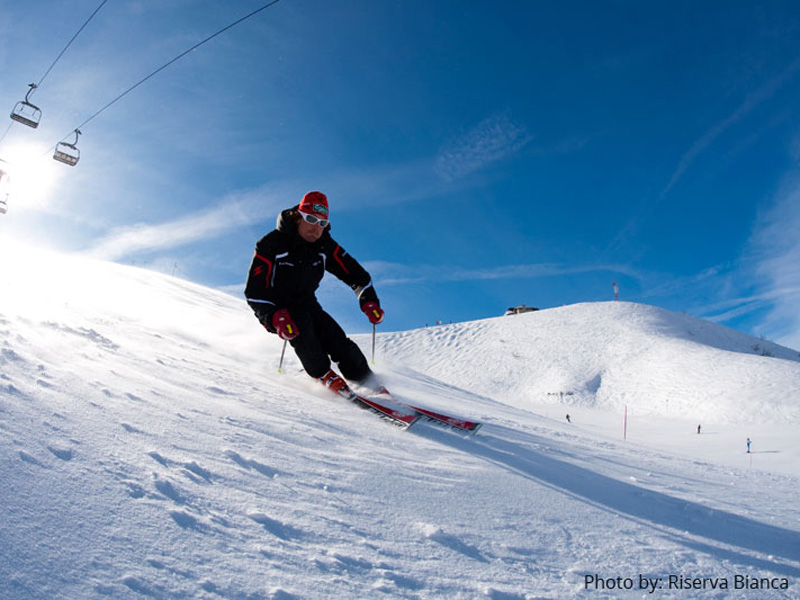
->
[697,424,701,434]
[566,414,571,423]
[746,438,752,453]
[245,191,385,395]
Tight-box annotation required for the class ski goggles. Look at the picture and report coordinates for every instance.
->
[299,211,329,228]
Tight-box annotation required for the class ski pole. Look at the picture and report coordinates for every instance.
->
[278,339,287,374]
[371,323,376,365]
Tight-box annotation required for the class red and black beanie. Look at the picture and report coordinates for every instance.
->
[298,191,329,220]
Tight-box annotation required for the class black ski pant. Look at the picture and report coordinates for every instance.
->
[288,303,371,382]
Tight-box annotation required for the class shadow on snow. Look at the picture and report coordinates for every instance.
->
[414,423,800,578]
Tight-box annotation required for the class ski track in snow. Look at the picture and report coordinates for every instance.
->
[1,244,799,599]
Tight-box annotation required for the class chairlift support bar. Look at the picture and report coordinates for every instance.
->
[10,84,43,129]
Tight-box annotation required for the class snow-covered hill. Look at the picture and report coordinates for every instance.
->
[379,301,800,424]
[1,242,799,599]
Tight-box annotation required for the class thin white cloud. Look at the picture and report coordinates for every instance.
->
[642,264,729,300]
[79,155,471,265]
[605,60,800,261]
[83,186,284,261]
[435,111,532,181]
[316,160,456,213]
[747,176,800,349]
[661,59,800,198]
[367,260,637,287]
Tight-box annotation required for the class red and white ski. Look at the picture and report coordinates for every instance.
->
[321,381,481,433]
[369,387,482,433]
[317,374,420,429]
[402,404,481,433]
[348,392,420,429]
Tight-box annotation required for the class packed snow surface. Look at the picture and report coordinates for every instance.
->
[1,242,799,599]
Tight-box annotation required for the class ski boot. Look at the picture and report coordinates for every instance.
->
[317,370,354,399]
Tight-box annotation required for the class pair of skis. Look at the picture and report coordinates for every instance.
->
[338,387,482,434]
[279,340,480,432]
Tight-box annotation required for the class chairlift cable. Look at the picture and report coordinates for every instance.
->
[0,122,12,146]
[2,0,109,145]
[65,0,284,137]
[33,0,110,93]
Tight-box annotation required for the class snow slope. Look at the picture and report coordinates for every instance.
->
[1,242,799,599]
[379,302,800,424]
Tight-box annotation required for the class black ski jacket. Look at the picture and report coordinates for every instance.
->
[244,207,379,331]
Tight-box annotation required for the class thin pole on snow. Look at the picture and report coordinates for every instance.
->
[371,324,376,365]
[278,340,287,374]
[623,404,628,440]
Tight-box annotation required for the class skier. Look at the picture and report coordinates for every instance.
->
[245,191,385,396]
[746,438,752,453]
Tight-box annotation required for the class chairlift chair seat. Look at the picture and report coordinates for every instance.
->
[53,143,80,166]
[10,101,42,129]
[53,129,82,166]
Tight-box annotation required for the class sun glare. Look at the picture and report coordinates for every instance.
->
[0,141,64,211]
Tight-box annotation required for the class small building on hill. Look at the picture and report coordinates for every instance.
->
[504,304,539,316]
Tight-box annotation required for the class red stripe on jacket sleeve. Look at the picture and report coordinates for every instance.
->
[254,253,274,288]
[333,245,350,275]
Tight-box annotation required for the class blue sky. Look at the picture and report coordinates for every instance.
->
[1,0,800,349]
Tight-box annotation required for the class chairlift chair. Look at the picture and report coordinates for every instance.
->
[10,84,42,129]
[54,129,81,166]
